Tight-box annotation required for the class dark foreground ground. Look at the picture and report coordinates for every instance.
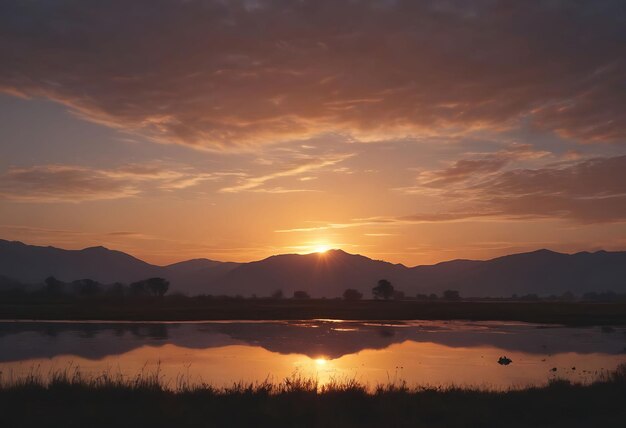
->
[1,297,626,325]
[1,366,625,428]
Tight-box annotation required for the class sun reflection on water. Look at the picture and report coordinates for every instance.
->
[315,357,328,366]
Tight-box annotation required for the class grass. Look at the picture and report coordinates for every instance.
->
[1,365,625,427]
[1,297,626,325]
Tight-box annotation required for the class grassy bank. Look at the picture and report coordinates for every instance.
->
[1,297,626,325]
[1,366,625,428]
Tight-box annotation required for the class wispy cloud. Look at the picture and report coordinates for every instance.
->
[0,162,220,202]
[400,155,626,223]
[275,217,397,233]
[398,143,551,192]
[219,153,353,193]
[276,155,626,232]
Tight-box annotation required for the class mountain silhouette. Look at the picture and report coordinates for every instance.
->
[0,239,161,284]
[210,249,406,297]
[1,239,625,297]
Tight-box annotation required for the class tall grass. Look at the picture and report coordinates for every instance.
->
[1,364,625,427]
[1,363,624,395]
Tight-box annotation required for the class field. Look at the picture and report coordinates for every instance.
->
[1,297,626,325]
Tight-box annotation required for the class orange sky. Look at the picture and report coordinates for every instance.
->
[0,0,625,266]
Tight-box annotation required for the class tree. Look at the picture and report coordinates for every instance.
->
[293,290,311,299]
[271,289,284,299]
[146,277,169,297]
[129,280,148,297]
[107,282,126,297]
[72,279,101,296]
[343,288,363,301]
[44,276,65,296]
[442,289,460,301]
[372,279,394,300]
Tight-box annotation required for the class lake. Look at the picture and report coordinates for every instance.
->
[1,320,624,390]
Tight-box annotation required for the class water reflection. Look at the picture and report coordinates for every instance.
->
[0,320,624,389]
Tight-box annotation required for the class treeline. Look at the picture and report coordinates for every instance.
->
[237,280,462,301]
[268,280,626,302]
[1,275,625,302]
[0,276,169,299]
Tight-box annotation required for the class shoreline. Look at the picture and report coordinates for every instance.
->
[1,300,626,325]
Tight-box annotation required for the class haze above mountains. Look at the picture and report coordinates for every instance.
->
[1,239,625,298]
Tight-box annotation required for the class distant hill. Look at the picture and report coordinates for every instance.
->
[163,258,241,296]
[0,239,238,293]
[408,249,626,297]
[0,240,161,284]
[1,239,625,297]
[208,250,407,297]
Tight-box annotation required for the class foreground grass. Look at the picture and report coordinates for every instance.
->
[1,366,625,428]
[1,297,626,325]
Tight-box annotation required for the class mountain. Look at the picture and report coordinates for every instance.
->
[408,249,626,297]
[163,259,241,296]
[0,239,240,293]
[208,249,408,297]
[0,239,161,284]
[1,239,626,297]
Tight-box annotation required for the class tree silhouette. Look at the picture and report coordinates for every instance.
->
[129,280,148,297]
[108,282,126,297]
[442,289,460,301]
[71,279,101,296]
[44,276,65,296]
[146,277,169,297]
[343,288,363,301]
[293,290,310,299]
[372,279,394,300]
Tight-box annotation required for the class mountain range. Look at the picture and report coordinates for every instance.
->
[1,239,625,297]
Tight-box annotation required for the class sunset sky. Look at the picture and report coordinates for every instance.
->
[1,0,625,266]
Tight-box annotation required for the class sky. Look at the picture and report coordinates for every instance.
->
[1,0,625,266]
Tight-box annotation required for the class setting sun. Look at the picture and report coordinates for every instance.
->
[314,245,330,254]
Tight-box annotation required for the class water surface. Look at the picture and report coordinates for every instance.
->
[1,320,624,390]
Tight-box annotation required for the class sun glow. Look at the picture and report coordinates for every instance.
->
[314,244,330,254]
[315,357,328,366]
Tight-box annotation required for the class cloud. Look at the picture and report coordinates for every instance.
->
[0,163,217,202]
[0,225,153,244]
[219,153,352,192]
[0,0,624,150]
[405,155,626,223]
[275,217,396,233]
[275,155,626,232]
[401,143,550,190]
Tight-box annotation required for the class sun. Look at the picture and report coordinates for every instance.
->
[314,244,330,254]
